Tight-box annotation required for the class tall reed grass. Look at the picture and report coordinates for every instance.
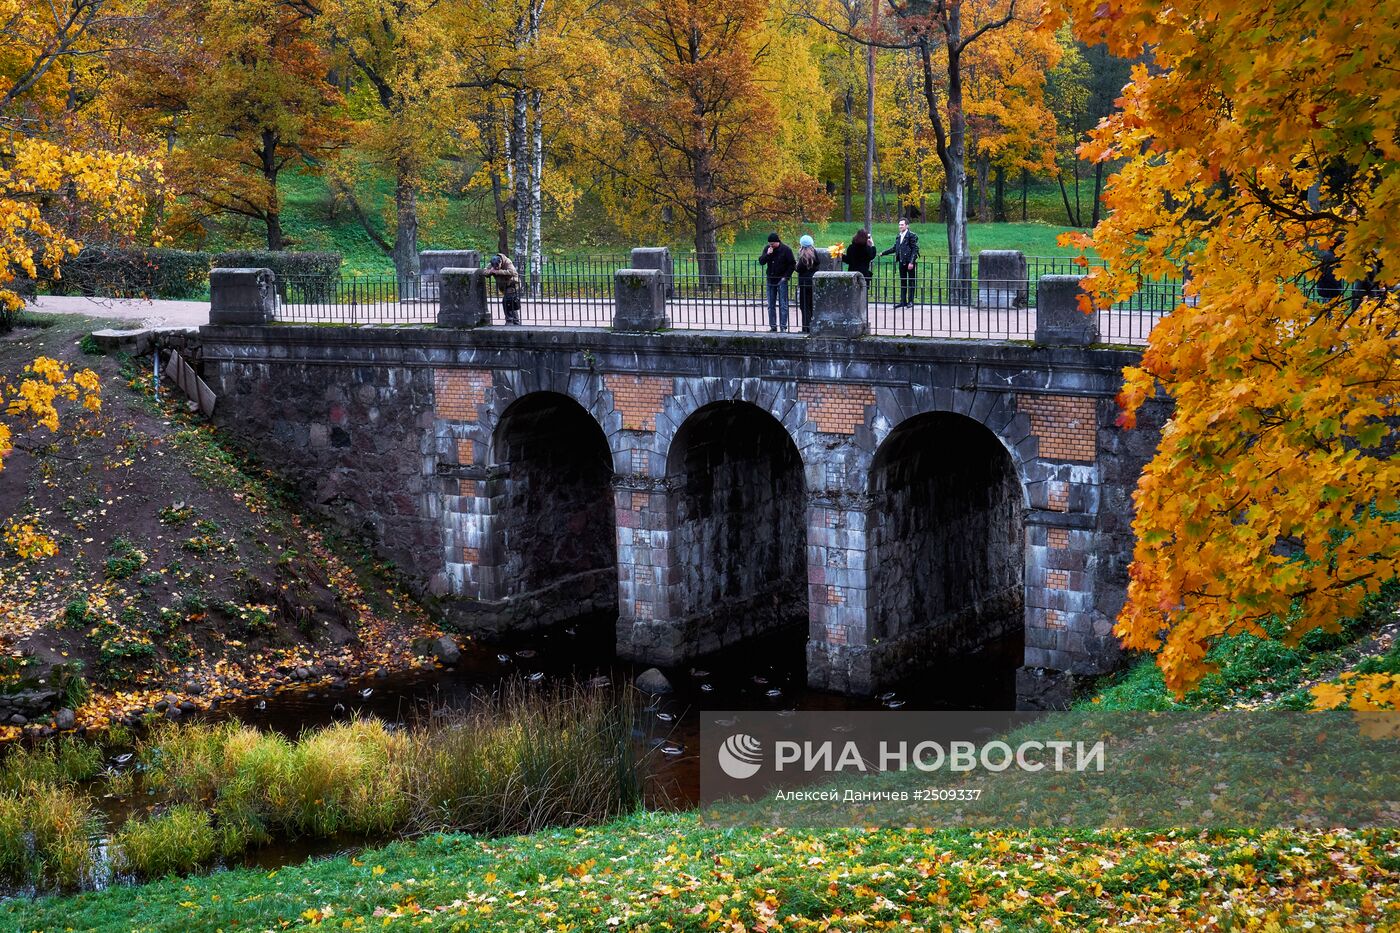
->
[114,679,645,877]
[0,680,646,888]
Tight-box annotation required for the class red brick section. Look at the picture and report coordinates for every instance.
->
[825,585,844,606]
[1046,609,1066,630]
[434,369,492,421]
[1047,569,1069,590]
[604,374,671,431]
[456,439,474,465]
[1047,482,1069,512]
[635,600,654,620]
[1048,527,1070,549]
[798,382,876,435]
[631,492,648,511]
[462,546,479,564]
[459,480,477,498]
[1017,394,1097,462]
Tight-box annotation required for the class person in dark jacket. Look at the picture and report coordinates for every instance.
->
[879,218,920,308]
[758,232,796,331]
[841,228,876,280]
[794,234,819,333]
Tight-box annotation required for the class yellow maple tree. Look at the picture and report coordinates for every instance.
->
[0,0,159,317]
[1063,2,1400,694]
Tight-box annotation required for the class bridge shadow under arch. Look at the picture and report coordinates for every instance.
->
[867,411,1025,684]
[664,400,808,653]
[491,391,617,624]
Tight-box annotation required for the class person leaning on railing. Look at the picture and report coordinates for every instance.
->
[484,253,522,324]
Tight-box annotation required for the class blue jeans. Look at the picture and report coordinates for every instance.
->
[767,279,790,330]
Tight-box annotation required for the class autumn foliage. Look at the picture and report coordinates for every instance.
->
[1063,2,1400,694]
[0,355,102,476]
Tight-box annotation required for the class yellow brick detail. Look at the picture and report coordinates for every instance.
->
[798,382,875,435]
[1017,393,1097,463]
[604,374,671,431]
[434,369,492,421]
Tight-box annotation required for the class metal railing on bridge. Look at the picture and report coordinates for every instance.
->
[271,253,1182,345]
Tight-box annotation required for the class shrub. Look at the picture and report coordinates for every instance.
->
[407,681,643,835]
[104,538,147,580]
[0,738,102,792]
[53,247,210,300]
[111,805,217,878]
[213,250,341,301]
[0,784,99,888]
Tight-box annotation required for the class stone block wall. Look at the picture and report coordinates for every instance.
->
[200,325,1163,707]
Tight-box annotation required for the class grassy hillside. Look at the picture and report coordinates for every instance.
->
[0,313,445,736]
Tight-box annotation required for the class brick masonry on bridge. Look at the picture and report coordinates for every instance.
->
[198,325,1167,707]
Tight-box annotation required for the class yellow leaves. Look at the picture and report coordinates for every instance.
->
[2,517,58,560]
[1059,0,1400,696]
[1311,673,1400,713]
[0,358,104,472]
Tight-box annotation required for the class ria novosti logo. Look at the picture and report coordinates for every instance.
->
[717,733,764,779]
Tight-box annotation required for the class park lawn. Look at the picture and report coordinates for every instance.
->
[212,172,1088,273]
[6,815,1397,931]
[729,221,1080,261]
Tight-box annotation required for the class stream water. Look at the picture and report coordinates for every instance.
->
[58,615,1023,889]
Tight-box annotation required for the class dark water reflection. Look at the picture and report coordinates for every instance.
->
[77,613,1020,882]
[213,613,1022,811]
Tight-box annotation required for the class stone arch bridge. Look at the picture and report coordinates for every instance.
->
[202,314,1164,709]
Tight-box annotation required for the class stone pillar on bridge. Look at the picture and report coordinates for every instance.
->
[438,269,491,328]
[629,247,674,299]
[977,250,1028,309]
[809,271,868,338]
[419,250,481,299]
[1035,274,1099,346]
[613,268,670,332]
[804,487,876,694]
[209,267,276,325]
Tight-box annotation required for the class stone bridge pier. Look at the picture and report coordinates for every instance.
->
[199,273,1166,708]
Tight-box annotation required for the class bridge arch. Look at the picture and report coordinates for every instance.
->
[486,391,617,625]
[616,400,809,661]
[861,409,1027,682]
[666,400,808,638]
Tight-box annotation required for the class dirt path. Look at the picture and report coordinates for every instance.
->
[25,295,210,328]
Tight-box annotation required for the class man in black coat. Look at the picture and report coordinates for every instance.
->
[758,232,796,331]
[880,218,920,309]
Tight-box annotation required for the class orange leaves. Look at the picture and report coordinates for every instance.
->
[1061,0,1400,695]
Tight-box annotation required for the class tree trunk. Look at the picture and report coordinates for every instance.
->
[511,87,530,273]
[529,91,543,296]
[1091,161,1105,227]
[1021,167,1029,221]
[994,165,1006,222]
[1057,170,1079,227]
[975,154,989,222]
[864,2,877,233]
[694,155,720,287]
[943,25,971,307]
[483,104,510,256]
[260,128,284,250]
[393,165,419,284]
[843,82,853,223]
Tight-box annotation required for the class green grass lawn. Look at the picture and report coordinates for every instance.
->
[7,817,1396,931]
[208,172,1090,273]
